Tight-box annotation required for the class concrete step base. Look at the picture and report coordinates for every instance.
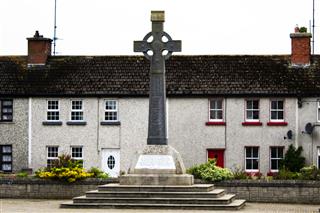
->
[98,183,214,192]
[86,189,225,198]
[60,183,245,210]
[73,194,235,204]
[120,174,194,185]
[61,199,246,210]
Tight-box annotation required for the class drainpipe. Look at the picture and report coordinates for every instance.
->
[295,98,299,148]
[28,97,32,168]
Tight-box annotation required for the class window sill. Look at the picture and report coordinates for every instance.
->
[205,121,226,126]
[242,121,262,126]
[267,121,288,126]
[0,121,14,124]
[42,121,63,126]
[100,121,121,126]
[66,121,87,126]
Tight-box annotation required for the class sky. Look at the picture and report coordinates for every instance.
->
[0,0,316,55]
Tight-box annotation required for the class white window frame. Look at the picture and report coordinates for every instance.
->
[104,100,119,122]
[209,99,224,122]
[71,146,84,167]
[245,99,260,122]
[71,146,83,161]
[245,147,259,172]
[317,101,320,122]
[317,147,320,169]
[0,100,13,122]
[270,147,284,172]
[47,100,60,121]
[70,100,84,121]
[47,146,59,168]
[270,99,284,122]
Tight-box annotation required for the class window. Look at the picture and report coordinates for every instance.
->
[47,100,59,121]
[245,147,259,172]
[270,147,284,172]
[71,146,83,167]
[0,100,13,122]
[270,100,284,121]
[209,99,223,121]
[47,146,58,168]
[0,145,12,172]
[71,100,83,121]
[246,100,259,121]
[105,100,118,121]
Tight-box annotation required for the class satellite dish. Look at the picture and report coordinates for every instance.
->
[287,130,293,140]
[305,123,315,134]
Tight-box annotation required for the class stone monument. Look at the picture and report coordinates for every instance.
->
[120,11,193,185]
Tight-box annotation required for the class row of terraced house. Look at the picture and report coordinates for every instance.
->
[1,29,320,177]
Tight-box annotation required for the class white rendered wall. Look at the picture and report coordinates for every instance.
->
[30,97,298,175]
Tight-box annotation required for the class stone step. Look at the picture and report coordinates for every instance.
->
[60,199,246,210]
[86,189,225,198]
[98,183,214,192]
[73,194,235,205]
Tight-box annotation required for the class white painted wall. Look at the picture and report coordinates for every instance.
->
[29,97,298,175]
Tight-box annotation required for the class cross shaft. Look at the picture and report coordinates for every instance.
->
[134,11,181,145]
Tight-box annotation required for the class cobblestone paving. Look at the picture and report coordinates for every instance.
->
[0,199,319,213]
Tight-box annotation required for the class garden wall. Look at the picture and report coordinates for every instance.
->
[214,180,320,204]
[0,178,117,199]
[1,178,320,204]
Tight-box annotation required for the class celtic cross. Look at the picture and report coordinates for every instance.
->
[134,11,181,145]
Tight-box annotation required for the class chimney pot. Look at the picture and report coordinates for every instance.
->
[27,31,52,65]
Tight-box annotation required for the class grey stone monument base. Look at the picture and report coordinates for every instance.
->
[120,145,194,185]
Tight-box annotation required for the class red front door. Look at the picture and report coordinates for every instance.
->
[208,149,225,168]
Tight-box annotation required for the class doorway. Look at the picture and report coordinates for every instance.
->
[207,149,225,168]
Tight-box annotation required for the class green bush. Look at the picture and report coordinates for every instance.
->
[299,165,320,180]
[17,171,28,178]
[273,167,300,180]
[88,167,109,179]
[279,145,305,172]
[187,159,233,182]
[232,167,249,180]
[299,27,307,33]
[35,154,93,183]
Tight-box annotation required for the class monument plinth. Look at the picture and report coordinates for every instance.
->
[120,11,193,185]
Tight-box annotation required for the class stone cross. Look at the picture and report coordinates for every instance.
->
[134,11,181,145]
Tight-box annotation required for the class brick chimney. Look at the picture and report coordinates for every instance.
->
[290,29,312,66]
[27,31,52,65]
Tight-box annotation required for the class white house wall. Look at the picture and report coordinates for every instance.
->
[298,98,320,166]
[0,98,28,172]
[28,97,299,174]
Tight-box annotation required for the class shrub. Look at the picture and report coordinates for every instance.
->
[36,167,93,183]
[299,165,320,180]
[17,171,28,178]
[273,167,300,180]
[232,166,249,180]
[88,167,109,179]
[299,27,307,33]
[35,154,93,183]
[187,159,233,182]
[279,145,305,172]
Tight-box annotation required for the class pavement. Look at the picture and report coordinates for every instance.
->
[0,199,319,213]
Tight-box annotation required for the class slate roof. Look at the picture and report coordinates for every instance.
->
[0,55,320,97]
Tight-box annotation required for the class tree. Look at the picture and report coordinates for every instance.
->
[279,144,305,172]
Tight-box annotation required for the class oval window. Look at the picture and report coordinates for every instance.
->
[107,155,115,169]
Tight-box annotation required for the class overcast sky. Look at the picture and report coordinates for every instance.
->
[0,0,316,55]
